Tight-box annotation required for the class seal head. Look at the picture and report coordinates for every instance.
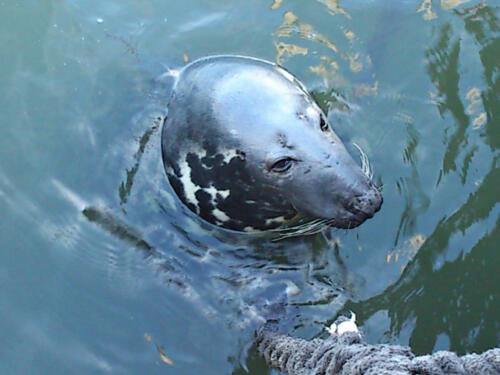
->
[162,56,382,233]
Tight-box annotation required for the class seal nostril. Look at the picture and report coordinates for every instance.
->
[349,188,383,220]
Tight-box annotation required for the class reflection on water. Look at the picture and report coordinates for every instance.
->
[394,122,430,245]
[0,0,498,374]
[346,0,500,356]
[118,115,163,211]
[348,167,500,353]
[270,3,377,96]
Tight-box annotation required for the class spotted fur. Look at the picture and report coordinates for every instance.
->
[166,151,296,231]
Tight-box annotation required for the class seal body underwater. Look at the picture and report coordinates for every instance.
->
[161,55,382,234]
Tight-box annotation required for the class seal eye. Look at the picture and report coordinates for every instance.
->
[270,158,294,173]
[320,116,329,132]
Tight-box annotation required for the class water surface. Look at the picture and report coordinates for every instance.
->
[0,0,499,373]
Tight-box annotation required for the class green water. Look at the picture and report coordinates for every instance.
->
[0,0,498,373]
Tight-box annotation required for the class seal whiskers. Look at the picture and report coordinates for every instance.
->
[272,218,330,241]
[353,143,373,181]
[269,218,325,233]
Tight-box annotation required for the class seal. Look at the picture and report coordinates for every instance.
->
[161,55,382,235]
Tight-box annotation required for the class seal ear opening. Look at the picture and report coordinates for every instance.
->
[319,115,329,132]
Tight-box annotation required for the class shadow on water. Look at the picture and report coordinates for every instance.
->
[345,2,500,356]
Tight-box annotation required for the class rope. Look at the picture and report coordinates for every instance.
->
[257,315,500,375]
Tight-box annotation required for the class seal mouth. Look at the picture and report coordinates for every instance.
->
[272,192,382,240]
[271,185,383,239]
